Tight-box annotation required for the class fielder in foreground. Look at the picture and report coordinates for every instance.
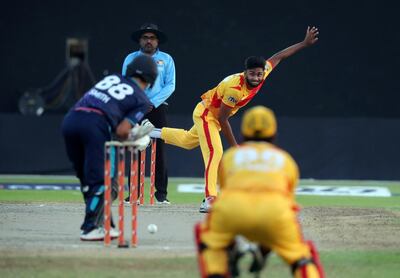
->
[150,26,319,213]
[62,55,156,241]
[194,106,325,278]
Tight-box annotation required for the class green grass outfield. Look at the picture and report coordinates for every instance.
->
[1,175,399,209]
[1,175,400,277]
[2,251,400,278]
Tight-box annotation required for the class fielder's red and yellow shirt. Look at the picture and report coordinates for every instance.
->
[201,60,275,118]
[218,141,299,198]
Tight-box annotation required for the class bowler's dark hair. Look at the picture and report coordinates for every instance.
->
[244,56,266,70]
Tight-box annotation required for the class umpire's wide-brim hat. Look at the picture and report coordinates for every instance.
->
[131,23,168,44]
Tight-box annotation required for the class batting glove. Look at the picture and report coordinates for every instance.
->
[129,119,155,141]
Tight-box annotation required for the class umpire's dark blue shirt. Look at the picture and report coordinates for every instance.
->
[74,74,152,129]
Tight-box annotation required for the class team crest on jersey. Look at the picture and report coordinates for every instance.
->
[228,96,238,104]
[156,60,164,65]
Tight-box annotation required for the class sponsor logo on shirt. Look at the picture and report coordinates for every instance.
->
[135,112,144,121]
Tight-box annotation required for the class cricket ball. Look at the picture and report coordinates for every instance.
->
[147,224,158,234]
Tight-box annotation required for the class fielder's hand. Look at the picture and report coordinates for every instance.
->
[129,119,155,141]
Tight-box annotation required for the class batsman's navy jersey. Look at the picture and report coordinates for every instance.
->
[62,73,153,233]
[74,74,152,129]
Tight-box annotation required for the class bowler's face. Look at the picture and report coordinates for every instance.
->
[244,68,265,88]
[140,32,159,55]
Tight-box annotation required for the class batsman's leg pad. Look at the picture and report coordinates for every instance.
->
[81,184,105,231]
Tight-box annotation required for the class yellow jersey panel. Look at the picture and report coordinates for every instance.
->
[218,141,299,196]
[201,60,274,119]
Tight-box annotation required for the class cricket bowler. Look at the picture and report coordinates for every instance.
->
[150,26,319,212]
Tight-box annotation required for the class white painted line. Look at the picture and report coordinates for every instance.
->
[177,184,392,197]
[297,185,391,197]
[177,184,205,193]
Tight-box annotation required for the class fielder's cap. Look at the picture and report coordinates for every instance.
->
[131,23,168,44]
[125,55,158,86]
[241,106,277,139]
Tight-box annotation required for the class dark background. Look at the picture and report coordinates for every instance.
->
[2,0,399,117]
[1,0,399,179]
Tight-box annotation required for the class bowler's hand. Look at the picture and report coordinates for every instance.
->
[303,26,319,47]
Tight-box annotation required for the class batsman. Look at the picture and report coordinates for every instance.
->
[62,55,156,241]
[194,106,325,278]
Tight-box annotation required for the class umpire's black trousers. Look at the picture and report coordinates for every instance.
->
[143,104,169,201]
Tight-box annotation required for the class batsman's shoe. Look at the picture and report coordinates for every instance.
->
[80,227,105,241]
[199,196,216,213]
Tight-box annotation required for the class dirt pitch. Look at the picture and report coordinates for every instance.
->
[0,203,399,258]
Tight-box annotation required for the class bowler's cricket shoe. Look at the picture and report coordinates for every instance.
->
[199,196,216,213]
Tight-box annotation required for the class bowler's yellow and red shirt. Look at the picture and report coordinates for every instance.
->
[201,60,275,118]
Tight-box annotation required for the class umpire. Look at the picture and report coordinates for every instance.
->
[122,23,176,204]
